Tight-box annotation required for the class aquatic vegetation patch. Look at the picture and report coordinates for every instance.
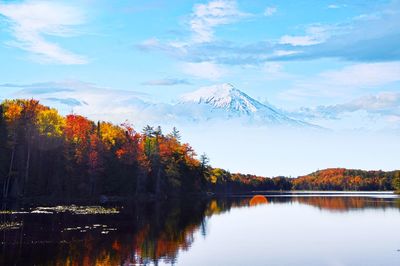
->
[0,221,22,230]
[30,205,120,215]
[0,210,29,214]
[61,224,117,234]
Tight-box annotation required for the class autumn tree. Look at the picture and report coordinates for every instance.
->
[2,100,22,197]
[0,100,46,197]
[30,108,66,196]
[393,172,400,192]
[0,105,8,196]
[65,114,93,163]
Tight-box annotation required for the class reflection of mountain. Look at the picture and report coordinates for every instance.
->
[1,196,398,265]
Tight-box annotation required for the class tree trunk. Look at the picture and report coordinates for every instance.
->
[155,168,162,196]
[23,144,31,196]
[3,147,15,198]
[136,169,145,195]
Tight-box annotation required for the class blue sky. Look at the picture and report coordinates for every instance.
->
[0,0,400,175]
[1,0,399,107]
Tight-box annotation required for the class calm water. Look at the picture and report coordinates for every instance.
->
[1,193,400,265]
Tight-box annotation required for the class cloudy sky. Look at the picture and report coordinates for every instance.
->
[0,0,399,175]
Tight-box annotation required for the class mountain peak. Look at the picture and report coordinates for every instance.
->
[180,83,263,115]
[178,83,316,127]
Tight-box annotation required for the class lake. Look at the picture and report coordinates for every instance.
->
[1,192,400,265]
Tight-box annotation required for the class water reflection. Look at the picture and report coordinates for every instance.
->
[249,195,268,206]
[0,194,399,265]
[293,196,400,211]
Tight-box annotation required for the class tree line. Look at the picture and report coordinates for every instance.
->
[0,99,399,199]
[293,168,400,191]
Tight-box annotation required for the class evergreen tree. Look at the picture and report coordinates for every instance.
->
[171,127,181,141]
[142,125,154,137]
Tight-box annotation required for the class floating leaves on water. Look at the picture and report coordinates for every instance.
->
[31,210,53,214]
[0,221,22,230]
[61,224,117,234]
[30,205,119,215]
[0,210,29,214]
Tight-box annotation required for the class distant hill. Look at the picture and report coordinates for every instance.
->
[292,168,400,191]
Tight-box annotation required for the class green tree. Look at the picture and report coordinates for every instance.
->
[393,172,400,192]
[171,127,181,141]
[142,125,154,137]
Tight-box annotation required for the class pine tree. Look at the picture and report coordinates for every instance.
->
[171,127,181,141]
[142,125,154,137]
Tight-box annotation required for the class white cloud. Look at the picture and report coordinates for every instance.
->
[344,92,400,112]
[264,6,277,17]
[328,4,346,9]
[281,62,400,104]
[261,62,293,81]
[142,78,191,86]
[263,63,283,74]
[289,91,400,130]
[181,62,227,80]
[1,80,157,125]
[328,4,340,9]
[272,49,300,56]
[190,0,249,43]
[0,1,87,64]
[279,35,321,46]
[320,62,400,87]
[279,25,331,46]
[140,37,160,48]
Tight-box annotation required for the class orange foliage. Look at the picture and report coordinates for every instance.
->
[64,115,93,163]
[65,115,93,143]
[293,168,386,191]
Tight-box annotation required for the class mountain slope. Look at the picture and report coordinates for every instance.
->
[7,81,317,128]
[178,83,313,127]
[180,83,263,115]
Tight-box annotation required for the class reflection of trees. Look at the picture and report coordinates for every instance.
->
[1,196,398,265]
[293,196,398,212]
[0,198,249,265]
[249,195,268,206]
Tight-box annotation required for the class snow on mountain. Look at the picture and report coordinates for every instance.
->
[5,81,318,128]
[180,83,263,115]
[178,83,314,127]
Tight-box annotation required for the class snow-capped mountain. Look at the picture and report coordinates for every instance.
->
[5,81,317,128]
[180,83,263,115]
[178,83,312,127]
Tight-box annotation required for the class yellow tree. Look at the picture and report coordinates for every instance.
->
[99,122,125,150]
[2,99,44,197]
[36,108,65,138]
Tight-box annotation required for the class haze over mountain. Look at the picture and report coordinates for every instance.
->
[1,0,399,176]
[2,81,399,177]
[6,81,315,128]
[177,83,313,127]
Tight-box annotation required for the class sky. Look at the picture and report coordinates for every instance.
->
[0,0,399,176]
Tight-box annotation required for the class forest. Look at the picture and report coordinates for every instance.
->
[0,99,399,200]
